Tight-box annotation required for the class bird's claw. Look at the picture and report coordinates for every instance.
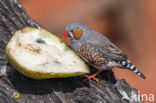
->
[81,75,99,83]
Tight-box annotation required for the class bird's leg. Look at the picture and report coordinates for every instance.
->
[83,70,103,83]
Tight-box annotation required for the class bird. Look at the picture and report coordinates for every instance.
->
[62,22,146,82]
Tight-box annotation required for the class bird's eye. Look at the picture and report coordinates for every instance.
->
[73,28,83,40]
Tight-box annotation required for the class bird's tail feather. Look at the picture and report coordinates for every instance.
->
[119,60,146,79]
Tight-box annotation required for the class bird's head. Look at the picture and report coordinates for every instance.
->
[62,22,90,42]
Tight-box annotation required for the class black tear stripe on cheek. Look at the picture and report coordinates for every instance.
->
[68,32,74,38]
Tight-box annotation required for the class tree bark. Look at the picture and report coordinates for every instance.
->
[0,0,142,103]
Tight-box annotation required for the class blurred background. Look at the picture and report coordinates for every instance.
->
[21,0,156,101]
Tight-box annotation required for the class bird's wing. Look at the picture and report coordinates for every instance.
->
[84,30,128,61]
[82,41,128,62]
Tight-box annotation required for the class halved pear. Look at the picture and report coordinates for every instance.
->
[5,27,89,79]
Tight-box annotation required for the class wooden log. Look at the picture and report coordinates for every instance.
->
[0,0,142,103]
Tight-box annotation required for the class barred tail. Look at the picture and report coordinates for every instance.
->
[119,60,146,79]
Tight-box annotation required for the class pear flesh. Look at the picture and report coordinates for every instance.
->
[6,27,89,79]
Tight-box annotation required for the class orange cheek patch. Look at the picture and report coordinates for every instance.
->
[73,29,83,40]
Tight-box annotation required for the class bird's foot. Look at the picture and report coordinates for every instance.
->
[81,70,102,83]
[84,75,99,83]
[81,75,99,83]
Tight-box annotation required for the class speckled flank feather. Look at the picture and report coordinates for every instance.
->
[77,44,107,66]
[118,60,146,79]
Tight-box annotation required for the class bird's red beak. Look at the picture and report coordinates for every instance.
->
[62,31,69,39]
